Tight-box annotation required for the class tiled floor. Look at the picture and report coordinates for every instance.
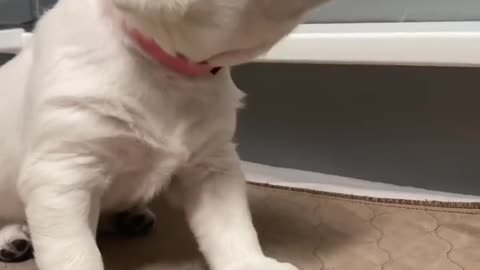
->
[3,184,480,270]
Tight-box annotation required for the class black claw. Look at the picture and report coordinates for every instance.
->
[0,249,16,261]
[137,218,155,234]
[114,210,156,237]
[129,214,147,226]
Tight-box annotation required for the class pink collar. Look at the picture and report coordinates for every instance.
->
[127,28,221,76]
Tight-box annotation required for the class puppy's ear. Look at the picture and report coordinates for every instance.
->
[113,0,194,19]
[258,0,329,20]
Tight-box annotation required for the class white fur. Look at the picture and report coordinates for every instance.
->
[0,0,326,269]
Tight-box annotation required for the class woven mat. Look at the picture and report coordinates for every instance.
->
[4,184,480,270]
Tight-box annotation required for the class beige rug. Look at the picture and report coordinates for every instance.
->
[3,184,480,270]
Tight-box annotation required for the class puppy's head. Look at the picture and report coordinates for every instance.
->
[111,0,328,66]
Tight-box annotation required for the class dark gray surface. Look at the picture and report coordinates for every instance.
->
[32,0,480,22]
[232,64,480,196]
[0,0,55,28]
[307,0,480,23]
[0,53,13,63]
[2,0,480,25]
[38,0,56,10]
[0,0,36,25]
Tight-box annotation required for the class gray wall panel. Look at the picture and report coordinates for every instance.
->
[38,0,57,10]
[232,64,480,196]
[0,53,13,63]
[0,0,36,25]
[307,0,480,23]
[2,0,480,24]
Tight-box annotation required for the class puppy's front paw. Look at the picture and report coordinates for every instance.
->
[226,257,298,270]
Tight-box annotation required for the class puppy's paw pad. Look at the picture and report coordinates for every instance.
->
[0,225,32,263]
[226,257,298,270]
[114,208,156,236]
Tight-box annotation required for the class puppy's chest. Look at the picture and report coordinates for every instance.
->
[102,89,233,209]
[103,114,215,210]
[130,76,233,159]
[144,94,227,160]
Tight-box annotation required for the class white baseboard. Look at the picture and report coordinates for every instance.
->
[242,161,480,203]
[256,22,480,67]
[0,28,30,54]
[2,22,480,67]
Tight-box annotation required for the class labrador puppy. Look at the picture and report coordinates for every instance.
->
[0,0,327,269]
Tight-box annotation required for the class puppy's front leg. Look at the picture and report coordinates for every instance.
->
[176,145,297,270]
[18,155,104,270]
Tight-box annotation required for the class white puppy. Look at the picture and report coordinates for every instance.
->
[0,0,326,269]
